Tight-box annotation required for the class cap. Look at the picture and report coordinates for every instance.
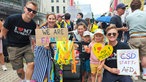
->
[57,14,63,19]
[94,29,104,35]
[83,31,90,37]
[116,3,128,10]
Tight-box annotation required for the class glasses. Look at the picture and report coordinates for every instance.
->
[107,33,117,36]
[26,7,37,14]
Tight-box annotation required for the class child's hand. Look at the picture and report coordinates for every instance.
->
[84,45,90,53]
[97,65,103,71]
[44,45,50,49]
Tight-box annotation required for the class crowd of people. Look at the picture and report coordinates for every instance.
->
[0,0,146,82]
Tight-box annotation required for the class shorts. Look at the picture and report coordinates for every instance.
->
[128,38,146,57]
[7,45,34,70]
[90,63,102,75]
[81,59,90,72]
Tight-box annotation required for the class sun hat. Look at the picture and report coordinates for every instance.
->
[83,31,90,37]
[94,29,104,35]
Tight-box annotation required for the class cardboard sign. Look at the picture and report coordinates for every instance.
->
[117,49,140,76]
[35,28,68,46]
[92,43,113,61]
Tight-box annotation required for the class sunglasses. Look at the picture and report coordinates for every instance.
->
[26,7,37,14]
[107,33,117,36]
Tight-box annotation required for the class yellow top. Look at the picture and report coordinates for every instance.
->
[91,24,98,33]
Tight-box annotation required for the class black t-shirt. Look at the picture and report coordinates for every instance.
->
[3,14,36,47]
[80,41,90,60]
[110,15,123,39]
[104,42,130,70]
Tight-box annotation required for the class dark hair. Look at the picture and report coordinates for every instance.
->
[76,22,87,30]
[64,13,71,20]
[78,12,83,18]
[130,0,141,11]
[85,18,90,24]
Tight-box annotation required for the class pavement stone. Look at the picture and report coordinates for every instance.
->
[1,63,146,82]
[0,63,20,82]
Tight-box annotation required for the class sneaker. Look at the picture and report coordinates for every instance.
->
[142,74,146,80]
[132,75,138,80]
[2,65,7,71]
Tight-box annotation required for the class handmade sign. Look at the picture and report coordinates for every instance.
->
[92,43,113,61]
[35,28,68,46]
[117,49,140,76]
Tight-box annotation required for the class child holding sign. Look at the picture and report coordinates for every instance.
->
[87,29,105,82]
[102,25,133,82]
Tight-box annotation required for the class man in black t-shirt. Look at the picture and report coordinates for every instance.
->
[110,3,128,42]
[102,25,133,82]
[2,1,38,81]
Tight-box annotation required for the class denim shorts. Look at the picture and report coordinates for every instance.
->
[81,59,91,72]
[7,45,34,70]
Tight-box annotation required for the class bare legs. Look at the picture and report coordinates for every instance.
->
[16,62,34,80]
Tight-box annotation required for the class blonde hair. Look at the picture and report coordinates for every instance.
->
[26,1,38,7]
[105,24,117,33]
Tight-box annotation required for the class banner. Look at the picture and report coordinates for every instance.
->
[117,49,140,76]
[35,28,68,46]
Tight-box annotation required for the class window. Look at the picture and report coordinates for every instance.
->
[56,0,59,2]
[63,0,65,3]
[56,6,59,13]
[63,6,65,13]
[51,6,54,12]
[51,0,54,3]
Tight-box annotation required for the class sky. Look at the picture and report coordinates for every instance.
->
[74,0,111,15]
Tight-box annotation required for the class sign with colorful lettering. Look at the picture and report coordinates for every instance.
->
[117,49,140,75]
[35,28,68,46]
[92,43,113,61]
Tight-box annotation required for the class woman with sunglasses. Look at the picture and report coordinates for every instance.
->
[102,25,133,82]
[32,13,58,82]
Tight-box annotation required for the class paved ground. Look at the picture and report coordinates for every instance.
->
[0,63,146,82]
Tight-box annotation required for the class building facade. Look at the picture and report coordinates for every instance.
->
[46,0,70,15]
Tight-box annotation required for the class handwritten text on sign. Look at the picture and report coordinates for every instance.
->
[117,49,140,76]
[35,28,68,46]
[92,43,113,61]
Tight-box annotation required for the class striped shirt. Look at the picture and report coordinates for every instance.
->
[32,25,54,82]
